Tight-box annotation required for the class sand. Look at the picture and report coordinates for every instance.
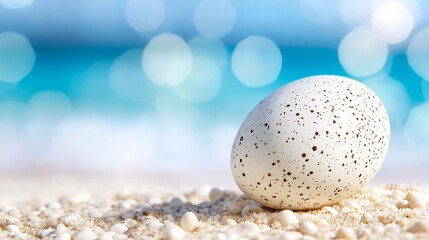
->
[1,181,429,240]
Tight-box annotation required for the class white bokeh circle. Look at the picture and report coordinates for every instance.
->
[363,77,410,126]
[404,102,429,146]
[188,35,228,72]
[407,28,429,80]
[422,80,429,101]
[371,1,415,44]
[109,49,155,103]
[231,36,282,87]
[194,0,236,38]
[155,90,200,125]
[338,29,388,77]
[340,0,373,28]
[0,32,36,83]
[299,0,338,24]
[27,90,72,121]
[175,57,221,103]
[125,0,165,32]
[142,33,193,87]
[0,0,33,9]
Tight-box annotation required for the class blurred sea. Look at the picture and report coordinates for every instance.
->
[0,0,428,177]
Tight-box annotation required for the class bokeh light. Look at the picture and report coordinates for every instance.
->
[47,116,158,171]
[109,49,155,103]
[0,101,26,168]
[143,33,193,87]
[125,0,165,33]
[300,0,338,24]
[407,28,429,80]
[0,101,25,122]
[152,122,200,170]
[0,0,33,9]
[25,91,72,157]
[27,90,72,123]
[210,125,237,170]
[194,0,236,38]
[231,36,282,87]
[338,29,388,77]
[155,89,200,126]
[188,36,228,72]
[371,1,415,44]
[340,0,372,28]
[423,80,429,100]
[0,32,35,83]
[73,61,112,102]
[363,77,410,127]
[175,57,221,103]
[404,101,429,147]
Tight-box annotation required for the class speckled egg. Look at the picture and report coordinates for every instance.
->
[231,75,390,210]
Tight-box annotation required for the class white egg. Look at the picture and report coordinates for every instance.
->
[231,75,390,210]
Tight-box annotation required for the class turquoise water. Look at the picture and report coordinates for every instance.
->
[1,47,424,114]
[0,0,428,171]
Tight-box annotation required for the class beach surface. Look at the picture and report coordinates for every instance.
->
[1,170,429,239]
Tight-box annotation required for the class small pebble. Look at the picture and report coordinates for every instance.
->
[39,228,55,238]
[361,213,373,224]
[60,213,81,226]
[396,200,409,209]
[6,217,21,225]
[170,197,184,208]
[54,233,71,240]
[5,224,20,233]
[213,233,227,240]
[97,200,112,210]
[29,216,42,223]
[227,222,260,238]
[276,210,299,227]
[163,223,185,240]
[340,206,351,214]
[119,200,134,210]
[221,218,237,226]
[224,201,244,214]
[56,223,68,235]
[120,210,135,219]
[241,205,264,217]
[408,221,429,233]
[298,221,318,236]
[46,219,58,228]
[180,212,199,232]
[406,192,427,209]
[47,201,62,209]
[321,206,338,216]
[193,185,212,200]
[335,227,356,240]
[112,233,128,240]
[124,218,137,228]
[73,227,97,240]
[345,200,361,209]
[209,188,224,202]
[146,218,163,230]
[372,224,385,235]
[277,231,302,240]
[197,201,211,208]
[98,232,113,240]
[109,223,128,234]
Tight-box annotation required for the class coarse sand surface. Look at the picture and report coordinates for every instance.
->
[0,172,429,239]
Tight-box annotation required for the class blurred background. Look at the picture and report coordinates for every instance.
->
[0,0,428,183]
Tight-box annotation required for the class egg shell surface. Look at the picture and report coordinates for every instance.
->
[231,75,390,210]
